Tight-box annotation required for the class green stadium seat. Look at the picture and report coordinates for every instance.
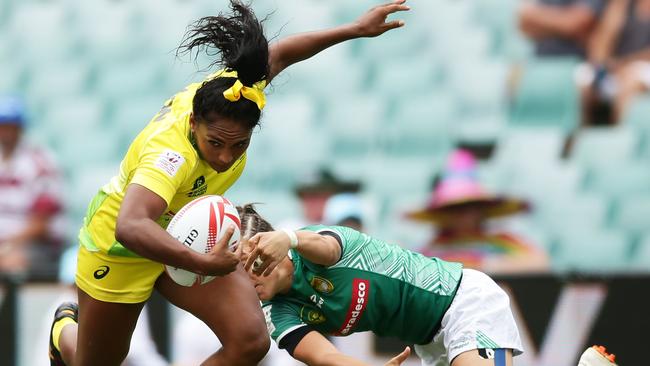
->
[370,58,442,100]
[54,127,123,172]
[249,95,327,178]
[612,195,650,235]
[276,44,366,98]
[0,58,25,94]
[630,234,650,271]
[510,58,580,131]
[492,127,566,168]
[323,95,386,158]
[44,97,105,132]
[536,193,609,236]
[361,156,439,197]
[554,229,630,272]
[622,95,650,132]
[583,161,650,199]
[11,2,78,63]
[67,164,120,219]
[24,62,92,102]
[74,0,143,62]
[382,92,455,156]
[570,126,640,168]
[448,60,508,117]
[95,61,165,99]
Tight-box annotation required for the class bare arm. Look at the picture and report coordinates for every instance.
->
[244,229,342,276]
[267,0,409,81]
[587,0,628,64]
[519,3,598,41]
[292,331,411,366]
[115,183,241,276]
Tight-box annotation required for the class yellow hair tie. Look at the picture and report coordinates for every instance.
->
[212,69,267,110]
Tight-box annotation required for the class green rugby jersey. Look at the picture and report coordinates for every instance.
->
[263,225,463,346]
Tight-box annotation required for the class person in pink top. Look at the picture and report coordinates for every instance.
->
[407,149,549,274]
[0,95,64,277]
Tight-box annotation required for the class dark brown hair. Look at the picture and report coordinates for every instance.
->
[237,203,274,237]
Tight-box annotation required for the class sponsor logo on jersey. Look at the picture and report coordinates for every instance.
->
[155,149,185,177]
[187,175,207,197]
[306,309,327,324]
[93,265,110,279]
[337,278,370,335]
[310,276,334,294]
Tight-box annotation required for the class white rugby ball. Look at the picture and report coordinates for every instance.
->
[164,195,241,287]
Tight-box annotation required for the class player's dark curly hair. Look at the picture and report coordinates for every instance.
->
[237,204,274,238]
[178,0,269,129]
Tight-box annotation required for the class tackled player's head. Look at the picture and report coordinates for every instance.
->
[237,204,294,300]
[178,0,269,172]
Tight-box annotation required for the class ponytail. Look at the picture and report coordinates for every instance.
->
[178,0,269,129]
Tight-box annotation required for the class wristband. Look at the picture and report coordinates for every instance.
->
[282,229,299,249]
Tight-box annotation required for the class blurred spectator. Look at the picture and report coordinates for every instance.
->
[34,246,168,366]
[281,168,362,229]
[577,0,650,124]
[518,0,606,58]
[0,96,64,278]
[406,150,549,274]
[323,192,366,231]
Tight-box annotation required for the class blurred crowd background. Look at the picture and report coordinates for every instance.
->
[1,0,649,365]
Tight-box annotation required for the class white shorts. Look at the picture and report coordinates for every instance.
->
[414,269,523,365]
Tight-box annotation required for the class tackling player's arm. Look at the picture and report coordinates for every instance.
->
[291,331,411,366]
[115,184,241,276]
[267,0,409,81]
[244,229,341,276]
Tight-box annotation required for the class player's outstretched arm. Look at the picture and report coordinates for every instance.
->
[292,330,373,366]
[268,0,410,81]
[244,230,341,276]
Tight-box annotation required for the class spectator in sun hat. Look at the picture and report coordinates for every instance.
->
[0,95,65,278]
[407,149,549,274]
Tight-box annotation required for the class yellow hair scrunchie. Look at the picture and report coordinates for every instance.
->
[213,69,267,110]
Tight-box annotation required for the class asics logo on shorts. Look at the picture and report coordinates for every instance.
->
[93,265,110,279]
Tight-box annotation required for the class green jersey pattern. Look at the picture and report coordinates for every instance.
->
[263,225,463,346]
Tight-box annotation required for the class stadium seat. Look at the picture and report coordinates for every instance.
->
[10,1,78,63]
[275,44,365,98]
[612,195,650,236]
[570,126,640,168]
[554,229,630,272]
[509,57,580,131]
[24,61,92,103]
[622,95,650,133]
[382,92,455,156]
[370,58,442,100]
[73,0,143,62]
[0,57,25,94]
[536,193,609,237]
[492,126,566,168]
[323,95,386,158]
[67,164,121,220]
[95,61,165,100]
[447,59,508,117]
[583,161,650,199]
[630,234,650,271]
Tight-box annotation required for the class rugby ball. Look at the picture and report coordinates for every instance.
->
[164,195,241,287]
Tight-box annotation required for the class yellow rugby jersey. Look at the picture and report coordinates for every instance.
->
[79,76,246,258]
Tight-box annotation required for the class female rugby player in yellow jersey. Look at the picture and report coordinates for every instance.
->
[47,1,410,365]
